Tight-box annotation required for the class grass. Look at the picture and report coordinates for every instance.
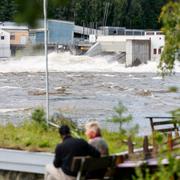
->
[0,105,145,154]
[0,121,59,152]
[0,120,143,154]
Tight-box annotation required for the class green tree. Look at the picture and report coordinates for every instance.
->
[159,1,180,74]
[0,0,16,21]
[126,0,143,28]
[14,0,68,27]
[140,0,166,29]
[110,102,139,135]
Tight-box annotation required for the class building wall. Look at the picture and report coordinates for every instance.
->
[97,35,149,53]
[126,40,150,66]
[10,31,29,45]
[34,20,74,45]
[145,31,165,61]
[0,30,11,58]
[48,20,74,45]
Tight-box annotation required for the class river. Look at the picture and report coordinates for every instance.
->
[0,52,179,135]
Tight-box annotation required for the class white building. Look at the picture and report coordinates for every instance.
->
[0,29,11,58]
[145,31,165,61]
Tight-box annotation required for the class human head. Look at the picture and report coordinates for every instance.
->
[59,125,71,138]
[85,121,101,139]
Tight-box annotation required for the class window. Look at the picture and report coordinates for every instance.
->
[158,48,161,54]
[153,48,157,54]
[1,36,4,40]
[10,35,15,40]
[156,32,163,35]
[146,32,154,35]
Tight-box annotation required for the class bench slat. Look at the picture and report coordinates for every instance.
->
[152,120,177,126]
[154,128,177,133]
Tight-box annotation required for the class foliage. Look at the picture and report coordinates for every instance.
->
[0,106,143,154]
[159,1,180,74]
[134,132,180,180]
[0,119,139,154]
[109,102,139,136]
[14,0,68,27]
[31,107,47,129]
[50,112,82,137]
[168,86,178,92]
[171,108,180,125]
[0,0,17,22]
[0,121,59,152]
[1,0,167,29]
[134,152,180,180]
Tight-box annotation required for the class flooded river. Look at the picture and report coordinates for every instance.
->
[0,52,179,135]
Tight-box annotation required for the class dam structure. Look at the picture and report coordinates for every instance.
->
[86,35,150,67]
[86,27,164,66]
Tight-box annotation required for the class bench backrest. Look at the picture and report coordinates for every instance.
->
[146,117,179,133]
[71,156,115,180]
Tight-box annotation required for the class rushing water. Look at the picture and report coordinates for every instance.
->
[0,52,180,135]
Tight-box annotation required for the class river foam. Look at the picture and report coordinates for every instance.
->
[0,52,179,73]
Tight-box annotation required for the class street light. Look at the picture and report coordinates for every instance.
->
[43,0,49,125]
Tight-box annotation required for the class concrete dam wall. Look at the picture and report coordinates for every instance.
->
[86,35,150,66]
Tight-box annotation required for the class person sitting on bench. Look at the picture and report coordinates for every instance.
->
[85,121,109,156]
[45,125,100,180]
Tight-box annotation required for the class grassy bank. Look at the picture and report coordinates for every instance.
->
[0,105,144,154]
[0,120,143,154]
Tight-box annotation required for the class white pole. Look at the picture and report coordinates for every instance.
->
[43,0,49,125]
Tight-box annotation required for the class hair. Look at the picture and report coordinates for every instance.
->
[85,121,101,137]
[59,125,70,136]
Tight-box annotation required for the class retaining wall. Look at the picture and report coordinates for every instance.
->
[0,170,43,180]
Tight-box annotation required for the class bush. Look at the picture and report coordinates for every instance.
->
[31,107,46,128]
[168,86,178,92]
[50,112,82,137]
[109,102,139,136]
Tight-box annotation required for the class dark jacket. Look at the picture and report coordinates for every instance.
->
[53,136,100,176]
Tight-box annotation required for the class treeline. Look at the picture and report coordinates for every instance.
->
[0,0,167,29]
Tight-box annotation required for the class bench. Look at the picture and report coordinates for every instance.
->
[71,156,116,180]
[146,116,179,134]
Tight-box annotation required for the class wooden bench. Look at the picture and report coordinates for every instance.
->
[146,116,179,134]
[71,156,116,180]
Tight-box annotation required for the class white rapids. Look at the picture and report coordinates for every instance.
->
[0,52,179,73]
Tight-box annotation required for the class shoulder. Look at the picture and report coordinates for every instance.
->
[90,137,106,143]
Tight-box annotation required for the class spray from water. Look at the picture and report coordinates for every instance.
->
[0,52,179,73]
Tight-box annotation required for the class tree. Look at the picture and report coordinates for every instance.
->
[159,1,180,74]
[14,0,68,27]
[0,0,17,21]
[140,0,167,29]
[125,0,143,28]
[109,102,139,136]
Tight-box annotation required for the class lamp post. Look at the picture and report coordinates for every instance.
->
[43,0,49,125]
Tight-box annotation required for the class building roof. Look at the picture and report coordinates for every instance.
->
[0,21,28,31]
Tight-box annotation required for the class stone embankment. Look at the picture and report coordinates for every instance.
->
[0,171,43,180]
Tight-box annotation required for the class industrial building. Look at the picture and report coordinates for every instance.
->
[29,20,74,46]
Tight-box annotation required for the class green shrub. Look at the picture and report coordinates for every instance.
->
[109,102,139,136]
[168,86,178,92]
[171,108,180,125]
[50,112,82,137]
[31,107,47,129]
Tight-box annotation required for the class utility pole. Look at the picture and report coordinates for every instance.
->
[43,0,49,125]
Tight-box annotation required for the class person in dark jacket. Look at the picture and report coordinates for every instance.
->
[44,125,100,180]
